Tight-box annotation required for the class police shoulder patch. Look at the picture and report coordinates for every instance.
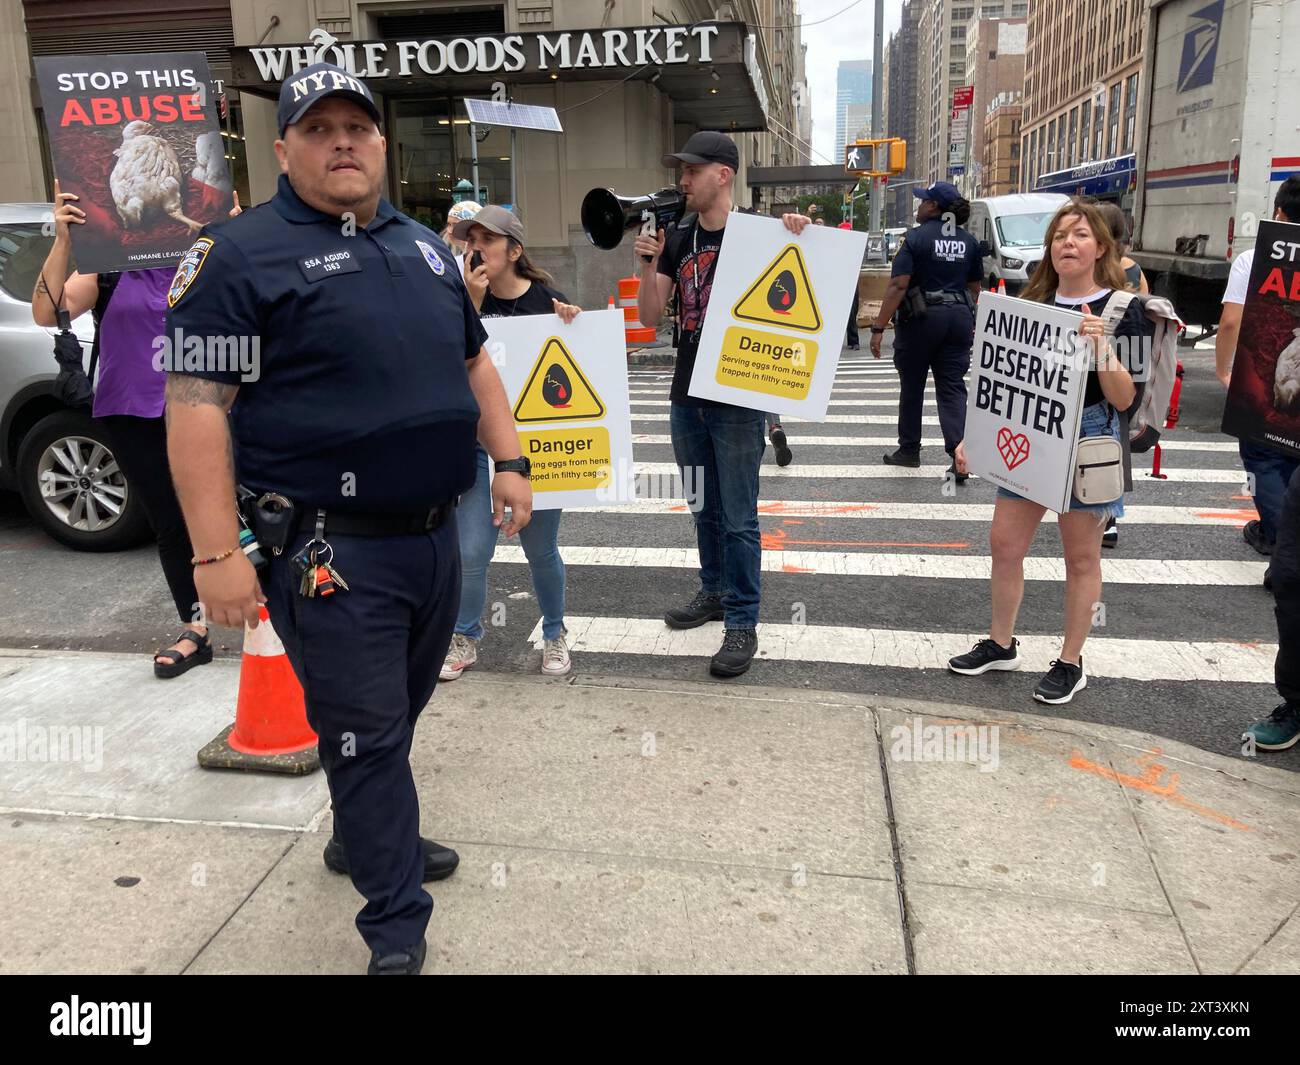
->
[415,239,445,276]
[168,237,215,308]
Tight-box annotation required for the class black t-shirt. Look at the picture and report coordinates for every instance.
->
[479,279,568,318]
[658,217,726,407]
[1050,288,1154,407]
[891,218,982,294]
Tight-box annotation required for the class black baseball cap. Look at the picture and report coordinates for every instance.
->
[913,181,962,208]
[663,131,740,171]
[278,62,382,137]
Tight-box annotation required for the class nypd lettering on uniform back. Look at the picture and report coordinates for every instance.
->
[298,249,361,282]
[934,239,967,262]
[290,68,368,103]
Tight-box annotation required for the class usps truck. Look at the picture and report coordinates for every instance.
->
[1132,0,1300,329]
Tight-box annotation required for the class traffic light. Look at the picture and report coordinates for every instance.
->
[888,139,907,174]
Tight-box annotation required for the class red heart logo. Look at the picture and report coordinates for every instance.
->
[996,427,1031,470]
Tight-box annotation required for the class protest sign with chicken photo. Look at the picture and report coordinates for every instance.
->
[1223,219,1300,458]
[34,52,234,275]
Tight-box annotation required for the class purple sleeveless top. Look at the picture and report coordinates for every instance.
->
[92,268,172,420]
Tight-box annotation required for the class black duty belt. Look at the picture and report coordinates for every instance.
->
[922,291,969,305]
[306,500,456,538]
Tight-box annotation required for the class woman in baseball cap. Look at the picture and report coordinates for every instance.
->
[440,206,582,682]
[440,199,481,258]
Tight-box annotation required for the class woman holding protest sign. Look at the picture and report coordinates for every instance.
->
[949,199,1152,705]
[31,179,240,679]
[440,205,583,681]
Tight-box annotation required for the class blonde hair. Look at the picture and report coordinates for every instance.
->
[1021,198,1128,303]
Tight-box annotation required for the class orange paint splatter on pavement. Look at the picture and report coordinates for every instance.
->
[1192,507,1260,526]
[1068,750,1252,831]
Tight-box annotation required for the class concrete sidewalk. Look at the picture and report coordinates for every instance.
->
[1,647,1297,975]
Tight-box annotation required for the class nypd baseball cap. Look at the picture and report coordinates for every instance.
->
[913,181,962,208]
[663,130,740,171]
[278,62,382,137]
[451,204,525,244]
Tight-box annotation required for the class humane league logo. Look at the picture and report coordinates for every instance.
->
[1177,0,1224,93]
[997,427,1031,470]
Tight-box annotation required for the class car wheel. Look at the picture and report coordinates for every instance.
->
[16,410,152,551]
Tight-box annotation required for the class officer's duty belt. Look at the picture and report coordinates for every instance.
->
[922,291,968,306]
[310,501,456,537]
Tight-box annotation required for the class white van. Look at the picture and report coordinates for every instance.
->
[968,193,1069,293]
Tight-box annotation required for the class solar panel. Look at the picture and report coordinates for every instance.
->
[462,98,564,133]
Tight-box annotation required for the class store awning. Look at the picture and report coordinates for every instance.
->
[747,165,858,188]
[228,22,770,132]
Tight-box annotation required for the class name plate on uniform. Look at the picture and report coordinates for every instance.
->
[298,249,362,283]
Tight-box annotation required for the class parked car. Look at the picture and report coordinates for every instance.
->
[968,193,1070,293]
[0,202,150,550]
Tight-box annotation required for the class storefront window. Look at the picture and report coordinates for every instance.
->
[456,120,513,210]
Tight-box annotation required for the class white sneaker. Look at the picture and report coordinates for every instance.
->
[439,633,478,681]
[541,634,571,676]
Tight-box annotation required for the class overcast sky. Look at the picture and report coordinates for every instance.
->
[799,0,903,163]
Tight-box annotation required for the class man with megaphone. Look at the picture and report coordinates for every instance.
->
[633,131,809,678]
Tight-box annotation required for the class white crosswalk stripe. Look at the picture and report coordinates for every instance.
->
[494,362,1268,719]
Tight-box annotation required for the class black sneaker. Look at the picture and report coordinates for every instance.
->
[1243,520,1274,556]
[710,627,758,677]
[1033,658,1087,705]
[1102,520,1118,548]
[665,590,725,629]
[883,449,921,468]
[769,426,793,467]
[948,637,1020,675]
[367,938,427,975]
[946,462,969,485]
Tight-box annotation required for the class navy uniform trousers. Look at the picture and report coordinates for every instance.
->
[265,515,461,955]
[1274,465,1300,706]
[892,302,975,456]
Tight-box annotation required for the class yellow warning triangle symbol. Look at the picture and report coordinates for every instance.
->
[731,243,823,333]
[512,337,606,424]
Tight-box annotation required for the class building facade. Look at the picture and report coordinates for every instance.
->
[982,91,1022,196]
[833,58,871,162]
[7,0,806,308]
[961,14,1025,197]
[884,0,919,227]
[1020,0,1145,208]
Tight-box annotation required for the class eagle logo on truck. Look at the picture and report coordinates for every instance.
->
[1178,0,1224,93]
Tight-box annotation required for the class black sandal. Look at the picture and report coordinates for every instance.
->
[154,629,213,679]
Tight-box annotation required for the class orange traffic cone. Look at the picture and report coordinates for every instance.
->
[997,277,1007,295]
[197,607,320,774]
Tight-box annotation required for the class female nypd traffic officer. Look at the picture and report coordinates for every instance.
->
[869,181,983,479]
[164,63,533,976]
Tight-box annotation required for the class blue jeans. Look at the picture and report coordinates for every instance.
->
[1240,438,1298,544]
[669,403,766,628]
[454,446,566,641]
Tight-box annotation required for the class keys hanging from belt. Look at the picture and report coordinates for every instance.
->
[291,509,350,599]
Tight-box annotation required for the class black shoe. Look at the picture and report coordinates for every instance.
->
[665,590,726,629]
[1264,566,1273,593]
[1102,520,1118,549]
[769,426,793,467]
[710,627,758,677]
[883,449,921,468]
[324,836,459,883]
[847,343,860,350]
[1033,658,1087,705]
[368,938,427,975]
[948,637,1020,675]
[946,462,969,485]
[1243,520,1274,556]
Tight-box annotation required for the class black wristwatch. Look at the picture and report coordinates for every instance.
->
[494,456,532,478]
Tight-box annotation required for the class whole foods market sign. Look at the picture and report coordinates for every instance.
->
[240,24,725,84]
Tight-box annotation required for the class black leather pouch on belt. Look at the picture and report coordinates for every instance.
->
[243,488,299,557]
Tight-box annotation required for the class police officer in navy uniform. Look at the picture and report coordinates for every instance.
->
[164,64,533,975]
[869,181,982,481]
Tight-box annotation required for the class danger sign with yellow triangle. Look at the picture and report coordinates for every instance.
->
[731,244,823,333]
[512,337,606,424]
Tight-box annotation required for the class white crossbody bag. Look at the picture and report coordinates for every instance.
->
[1070,297,1128,506]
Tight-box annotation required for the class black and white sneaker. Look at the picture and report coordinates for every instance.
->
[948,637,1020,675]
[1102,520,1118,548]
[1033,658,1087,704]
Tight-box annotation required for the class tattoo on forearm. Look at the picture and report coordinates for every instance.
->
[35,277,49,299]
[166,374,238,409]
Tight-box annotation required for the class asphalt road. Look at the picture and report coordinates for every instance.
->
[0,335,1288,771]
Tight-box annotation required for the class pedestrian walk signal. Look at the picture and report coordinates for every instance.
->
[732,244,823,333]
[513,338,606,423]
